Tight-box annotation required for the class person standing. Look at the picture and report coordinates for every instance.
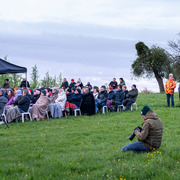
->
[165,73,176,107]
[3,79,11,89]
[20,78,30,88]
[109,78,118,89]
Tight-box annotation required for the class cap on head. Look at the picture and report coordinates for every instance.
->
[71,79,74,82]
[41,90,46,96]
[109,86,113,90]
[141,106,151,116]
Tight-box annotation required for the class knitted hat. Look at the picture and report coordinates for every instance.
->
[41,90,46,96]
[141,106,151,116]
[109,86,113,90]
[71,79,74,82]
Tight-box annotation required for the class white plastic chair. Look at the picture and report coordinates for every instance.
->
[45,110,49,119]
[21,108,32,123]
[131,102,138,111]
[74,108,81,116]
[102,106,109,114]
[117,105,124,112]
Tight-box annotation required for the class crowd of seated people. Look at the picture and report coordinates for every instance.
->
[0,77,139,123]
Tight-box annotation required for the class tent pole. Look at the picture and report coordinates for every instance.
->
[26,72,27,88]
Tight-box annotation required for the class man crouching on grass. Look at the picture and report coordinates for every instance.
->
[122,106,163,153]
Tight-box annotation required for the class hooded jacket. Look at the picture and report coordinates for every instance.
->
[165,78,176,95]
[115,89,125,103]
[135,110,163,150]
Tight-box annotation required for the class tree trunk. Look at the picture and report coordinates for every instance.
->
[154,73,165,93]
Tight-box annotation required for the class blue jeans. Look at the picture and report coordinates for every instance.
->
[166,94,174,107]
[18,108,24,113]
[121,141,149,153]
[95,99,105,113]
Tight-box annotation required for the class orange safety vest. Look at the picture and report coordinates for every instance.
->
[165,78,176,95]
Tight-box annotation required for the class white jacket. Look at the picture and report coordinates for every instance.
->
[55,93,67,110]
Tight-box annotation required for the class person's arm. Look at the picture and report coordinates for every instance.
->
[100,93,108,103]
[128,90,138,97]
[18,96,26,105]
[172,80,176,89]
[134,122,150,141]
[6,97,14,105]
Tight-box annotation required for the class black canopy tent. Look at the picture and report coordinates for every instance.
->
[0,58,27,87]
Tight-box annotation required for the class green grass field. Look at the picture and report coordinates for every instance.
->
[0,93,180,180]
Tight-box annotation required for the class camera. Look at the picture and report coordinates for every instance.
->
[129,126,142,141]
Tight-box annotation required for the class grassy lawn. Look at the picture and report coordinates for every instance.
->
[0,93,180,180]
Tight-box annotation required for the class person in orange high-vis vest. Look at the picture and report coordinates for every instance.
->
[165,73,176,107]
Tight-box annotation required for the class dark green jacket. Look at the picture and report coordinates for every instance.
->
[126,88,138,103]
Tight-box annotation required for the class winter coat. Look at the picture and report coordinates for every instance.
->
[61,81,69,89]
[0,95,8,114]
[49,92,58,104]
[6,96,14,105]
[165,78,176,95]
[3,83,11,89]
[135,110,163,150]
[55,92,67,110]
[69,82,76,89]
[66,92,74,102]
[12,95,23,106]
[120,80,125,86]
[20,80,30,88]
[97,91,108,104]
[107,90,116,100]
[115,90,125,103]
[126,88,138,103]
[69,94,83,108]
[80,93,95,116]
[109,81,118,89]
[18,95,31,112]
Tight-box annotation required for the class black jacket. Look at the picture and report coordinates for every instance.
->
[115,90,125,103]
[107,90,116,100]
[31,94,40,104]
[20,81,30,88]
[12,95,23,106]
[69,94,83,108]
[66,92,74,102]
[80,93,95,116]
[18,95,30,112]
[109,81,118,89]
[61,81,69,89]
[97,91,108,103]
[126,88,138,103]
[69,82,76,89]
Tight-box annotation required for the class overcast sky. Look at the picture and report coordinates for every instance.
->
[0,0,179,91]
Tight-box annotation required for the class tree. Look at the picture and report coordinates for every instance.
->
[132,42,172,93]
[41,71,54,88]
[168,33,180,82]
[57,72,62,87]
[30,64,39,89]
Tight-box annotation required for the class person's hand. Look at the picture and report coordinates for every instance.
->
[97,101,101,104]
[134,127,141,132]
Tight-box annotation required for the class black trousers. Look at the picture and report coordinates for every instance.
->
[123,100,134,111]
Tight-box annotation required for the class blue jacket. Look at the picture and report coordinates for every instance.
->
[115,89,125,103]
[107,90,116,100]
[18,95,30,112]
[69,94,83,108]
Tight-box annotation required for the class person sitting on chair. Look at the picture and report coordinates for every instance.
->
[123,84,138,111]
[95,86,108,112]
[65,89,82,114]
[114,85,125,111]
[106,86,116,112]
[0,89,8,115]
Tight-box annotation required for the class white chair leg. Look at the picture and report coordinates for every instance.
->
[79,110,81,116]
[74,110,77,116]
[136,104,138,110]
[22,114,24,123]
[29,113,32,121]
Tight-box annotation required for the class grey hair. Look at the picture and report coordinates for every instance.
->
[169,73,173,77]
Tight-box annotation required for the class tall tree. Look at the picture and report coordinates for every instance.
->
[41,71,53,88]
[168,33,180,82]
[132,42,172,93]
[30,64,39,89]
